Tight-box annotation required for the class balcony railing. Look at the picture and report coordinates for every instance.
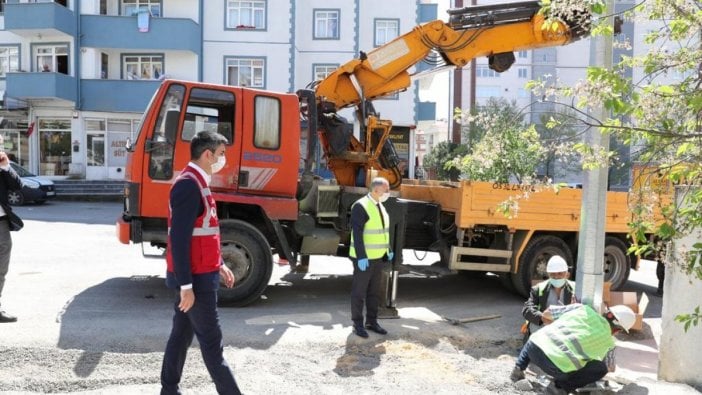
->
[81,15,201,54]
[6,72,77,103]
[80,79,161,112]
[4,1,76,37]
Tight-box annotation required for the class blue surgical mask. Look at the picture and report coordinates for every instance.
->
[550,278,566,288]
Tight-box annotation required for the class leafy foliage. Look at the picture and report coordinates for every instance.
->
[422,141,468,181]
[535,0,702,329]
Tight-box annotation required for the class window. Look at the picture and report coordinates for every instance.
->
[226,57,264,88]
[122,0,161,17]
[375,19,399,46]
[0,0,5,14]
[476,66,499,78]
[518,50,528,58]
[149,84,185,180]
[0,46,19,78]
[476,86,501,98]
[254,96,280,150]
[123,54,163,80]
[518,88,530,98]
[35,45,69,74]
[85,119,106,167]
[182,88,235,144]
[226,0,265,29]
[518,67,528,78]
[38,119,72,176]
[314,9,339,39]
[313,64,338,81]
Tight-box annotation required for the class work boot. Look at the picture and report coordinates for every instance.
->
[543,381,567,395]
[0,311,17,323]
[353,325,369,338]
[365,322,387,335]
[510,366,525,382]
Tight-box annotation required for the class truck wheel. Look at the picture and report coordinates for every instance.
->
[218,220,273,306]
[515,235,573,297]
[604,236,631,290]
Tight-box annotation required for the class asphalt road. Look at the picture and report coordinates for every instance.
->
[0,200,681,394]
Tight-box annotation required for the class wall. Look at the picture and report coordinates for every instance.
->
[658,186,702,388]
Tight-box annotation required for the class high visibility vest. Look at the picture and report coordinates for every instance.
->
[531,305,614,373]
[166,165,222,275]
[349,195,390,260]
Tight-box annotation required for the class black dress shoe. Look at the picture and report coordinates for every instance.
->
[0,311,17,323]
[353,325,369,338]
[365,322,387,335]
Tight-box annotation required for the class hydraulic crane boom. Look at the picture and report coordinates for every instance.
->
[307,1,590,189]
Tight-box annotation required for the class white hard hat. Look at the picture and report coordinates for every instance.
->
[546,255,568,273]
[609,305,636,333]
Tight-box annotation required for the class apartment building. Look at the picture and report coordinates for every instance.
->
[0,0,434,181]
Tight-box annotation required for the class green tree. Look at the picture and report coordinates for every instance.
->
[534,0,702,328]
[422,141,468,181]
[453,98,547,183]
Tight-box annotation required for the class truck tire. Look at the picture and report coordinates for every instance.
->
[515,235,573,297]
[603,236,631,290]
[218,220,273,306]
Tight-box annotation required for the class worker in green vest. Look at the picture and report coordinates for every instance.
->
[521,255,577,342]
[349,177,393,338]
[510,304,636,394]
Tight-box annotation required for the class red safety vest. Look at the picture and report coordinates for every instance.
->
[166,165,221,275]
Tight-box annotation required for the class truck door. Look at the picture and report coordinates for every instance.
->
[238,90,299,198]
[140,83,241,219]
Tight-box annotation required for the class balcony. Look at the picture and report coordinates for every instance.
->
[80,79,161,112]
[4,1,77,37]
[6,72,77,104]
[81,15,201,54]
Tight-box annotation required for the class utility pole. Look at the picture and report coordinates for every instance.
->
[451,0,464,144]
[575,0,615,309]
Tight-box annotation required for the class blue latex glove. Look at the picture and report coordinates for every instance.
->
[387,251,394,261]
[357,258,369,271]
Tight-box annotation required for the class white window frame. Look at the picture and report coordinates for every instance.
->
[374,19,399,47]
[34,45,69,74]
[518,67,528,78]
[122,54,163,80]
[313,64,338,81]
[225,57,265,88]
[518,50,528,58]
[0,46,19,78]
[122,0,161,17]
[226,0,266,29]
[314,9,339,39]
[476,66,499,78]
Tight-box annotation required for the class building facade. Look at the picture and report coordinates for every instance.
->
[0,0,434,180]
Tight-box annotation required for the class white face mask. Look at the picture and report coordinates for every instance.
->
[550,278,566,288]
[211,154,226,174]
[379,192,390,203]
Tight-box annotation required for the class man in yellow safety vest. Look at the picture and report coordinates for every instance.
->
[349,177,393,338]
[510,303,636,394]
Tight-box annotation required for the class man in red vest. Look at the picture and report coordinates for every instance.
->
[160,131,241,395]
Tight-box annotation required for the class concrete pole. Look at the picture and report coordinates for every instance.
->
[575,0,614,310]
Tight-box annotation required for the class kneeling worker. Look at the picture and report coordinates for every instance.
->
[521,255,577,339]
[510,303,636,394]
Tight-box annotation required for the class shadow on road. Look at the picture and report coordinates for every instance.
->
[56,271,527,378]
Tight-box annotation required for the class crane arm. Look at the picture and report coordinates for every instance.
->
[315,1,589,110]
[306,1,590,189]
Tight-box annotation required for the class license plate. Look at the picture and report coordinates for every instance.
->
[47,191,56,196]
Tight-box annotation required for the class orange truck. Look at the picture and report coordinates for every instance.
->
[116,1,628,305]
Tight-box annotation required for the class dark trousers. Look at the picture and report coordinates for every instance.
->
[516,339,608,392]
[0,219,11,306]
[161,290,241,395]
[350,257,384,327]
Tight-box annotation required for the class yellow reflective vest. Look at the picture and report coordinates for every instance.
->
[531,304,614,373]
[349,195,390,260]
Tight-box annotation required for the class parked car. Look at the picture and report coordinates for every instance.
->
[7,161,56,205]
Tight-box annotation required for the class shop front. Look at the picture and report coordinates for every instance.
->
[0,114,30,167]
